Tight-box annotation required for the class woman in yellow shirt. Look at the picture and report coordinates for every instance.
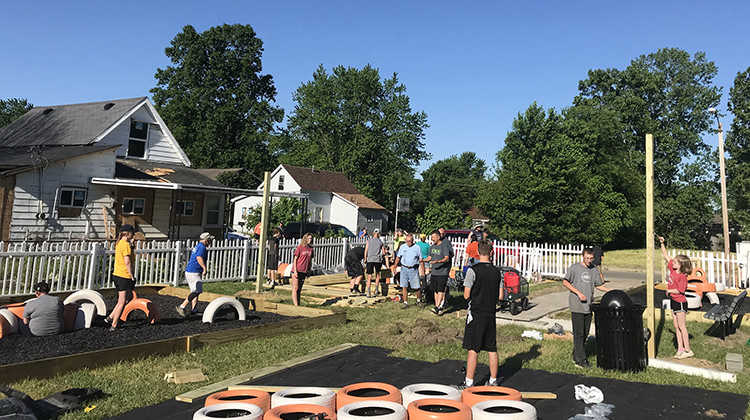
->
[106,224,136,331]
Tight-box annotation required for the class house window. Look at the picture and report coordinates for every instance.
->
[206,195,221,226]
[366,214,373,223]
[127,120,149,158]
[315,207,324,223]
[122,197,145,215]
[241,207,248,217]
[59,188,87,207]
[278,175,285,191]
[176,201,195,216]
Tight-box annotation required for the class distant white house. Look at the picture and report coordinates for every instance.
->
[232,164,389,234]
[0,97,256,241]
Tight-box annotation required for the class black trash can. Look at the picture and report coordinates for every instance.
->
[591,303,648,372]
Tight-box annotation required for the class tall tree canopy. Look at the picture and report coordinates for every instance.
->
[419,152,487,212]
[572,48,721,247]
[0,98,32,131]
[477,104,629,244]
[280,64,429,212]
[726,67,750,231]
[151,24,284,187]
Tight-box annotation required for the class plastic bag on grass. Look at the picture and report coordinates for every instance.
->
[574,384,604,404]
[521,330,543,340]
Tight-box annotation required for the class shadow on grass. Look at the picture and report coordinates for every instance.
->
[498,344,542,385]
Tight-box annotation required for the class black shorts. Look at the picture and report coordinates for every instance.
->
[345,258,364,278]
[366,262,382,275]
[267,253,278,269]
[463,314,497,352]
[294,272,308,283]
[671,300,688,314]
[112,275,134,292]
[431,275,448,293]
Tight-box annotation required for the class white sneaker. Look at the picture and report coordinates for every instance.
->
[677,350,694,359]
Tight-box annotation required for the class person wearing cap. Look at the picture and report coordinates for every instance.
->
[393,228,406,253]
[21,281,63,336]
[364,228,386,297]
[106,224,137,331]
[177,232,214,318]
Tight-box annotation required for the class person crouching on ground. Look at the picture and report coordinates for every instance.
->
[291,233,314,306]
[563,247,611,368]
[106,224,137,331]
[462,240,502,387]
[393,233,424,308]
[177,232,214,318]
[21,281,63,336]
[659,236,694,359]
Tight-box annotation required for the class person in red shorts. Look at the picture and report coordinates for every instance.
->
[659,236,694,359]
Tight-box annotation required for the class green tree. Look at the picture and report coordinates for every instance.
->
[0,98,32,131]
[726,67,750,234]
[573,48,721,247]
[280,64,429,212]
[416,201,471,235]
[151,24,284,184]
[244,197,306,232]
[419,152,487,211]
[477,104,629,244]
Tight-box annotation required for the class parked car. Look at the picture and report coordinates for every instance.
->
[225,226,252,241]
[282,222,356,239]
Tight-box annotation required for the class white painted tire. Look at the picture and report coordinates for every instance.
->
[705,292,720,305]
[271,387,336,410]
[64,289,107,316]
[74,303,96,329]
[0,308,19,334]
[684,291,702,309]
[714,283,726,292]
[661,299,671,310]
[471,400,537,420]
[337,401,407,420]
[202,297,247,323]
[401,384,462,407]
[194,402,263,420]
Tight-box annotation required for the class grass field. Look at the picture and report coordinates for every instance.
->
[9,280,750,419]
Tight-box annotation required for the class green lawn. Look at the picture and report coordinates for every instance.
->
[9,284,750,419]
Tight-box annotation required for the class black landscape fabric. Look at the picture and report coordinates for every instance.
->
[110,345,748,420]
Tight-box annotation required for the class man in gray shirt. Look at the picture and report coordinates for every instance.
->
[364,228,386,297]
[21,281,64,336]
[425,230,453,315]
[563,248,610,368]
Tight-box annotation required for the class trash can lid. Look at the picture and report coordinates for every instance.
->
[600,290,634,308]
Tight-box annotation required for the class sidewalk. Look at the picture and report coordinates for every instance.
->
[496,270,651,331]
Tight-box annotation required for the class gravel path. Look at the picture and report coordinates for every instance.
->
[0,294,299,365]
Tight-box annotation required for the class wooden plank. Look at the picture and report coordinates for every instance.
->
[0,336,188,383]
[226,385,556,400]
[252,299,332,317]
[191,312,346,349]
[306,273,349,286]
[158,285,234,303]
[176,343,359,403]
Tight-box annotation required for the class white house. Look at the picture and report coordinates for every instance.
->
[0,97,255,241]
[232,164,389,234]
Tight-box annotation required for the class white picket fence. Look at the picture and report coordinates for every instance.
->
[0,238,745,297]
[664,248,747,289]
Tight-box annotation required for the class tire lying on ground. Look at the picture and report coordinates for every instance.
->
[120,298,161,324]
[63,289,107,316]
[0,308,19,334]
[264,403,336,420]
[194,402,263,420]
[406,398,471,420]
[401,384,462,407]
[74,303,97,330]
[271,387,336,411]
[206,390,270,411]
[684,292,702,310]
[337,401,407,420]
[336,382,401,409]
[202,297,246,323]
[471,400,537,420]
[461,386,522,407]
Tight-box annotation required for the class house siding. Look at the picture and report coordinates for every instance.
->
[9,151,116,241]
[98,105,184,165]
[329,195,359,233]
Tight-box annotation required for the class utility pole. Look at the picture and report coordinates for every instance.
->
[709,108,731,268]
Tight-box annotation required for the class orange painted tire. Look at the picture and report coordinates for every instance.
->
[264,404,336,420]
[687,267,707,283]
[278,263,293,278]
[205,390,270,411]
[63,303,80,332]
[120,298,161,324]
[461,386,522,407]
[0,316,10,338]
[407,398,471,420]
[689,282,717,294]
[3,302,25,319]
[337,382,401,409]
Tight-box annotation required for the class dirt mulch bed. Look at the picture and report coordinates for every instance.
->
[0,294,299,365]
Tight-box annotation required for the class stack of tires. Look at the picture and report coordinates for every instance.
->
[196,383,537,420]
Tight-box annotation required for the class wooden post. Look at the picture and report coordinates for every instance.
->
[256,171,272,293]
[646,133,655,359]
[718,123,731,271]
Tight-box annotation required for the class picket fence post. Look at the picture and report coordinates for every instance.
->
[87,243,101,290]
[173,240,182,287]
[240,239,251,282]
